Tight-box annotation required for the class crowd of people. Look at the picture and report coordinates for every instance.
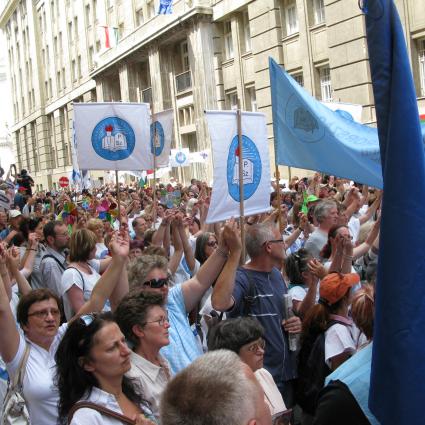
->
[0,170,380,425]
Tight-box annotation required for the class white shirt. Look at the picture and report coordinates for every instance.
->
[324,316,357,367]
[60,260,101,320]
[126,351,171,420]
[6,323,68,425]
[70,386,156,425]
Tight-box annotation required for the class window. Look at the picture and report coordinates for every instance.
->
[223,20,234,60]
[292,72,304,87]
[74,17,78,41]
[319,66,332,101]
[135,8,144,26]
[312,0,325,25]
[77,55,82,78]
[71,59,77,81]
[62,67,66,88]
[181,40,189,71]
[85,4,91,25]
[285,0,299,35]
[57,70,61,91]
[68,21,73,42]
[242,11,251,52]
[226,91,238,110]
[147,0,155,19]
[245,86,257,111]
[89,46,94,69]
[419,39,425,97]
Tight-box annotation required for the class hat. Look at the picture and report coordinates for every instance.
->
[319,272,360,306]
[306,195,319,204]
[9,209,22,219]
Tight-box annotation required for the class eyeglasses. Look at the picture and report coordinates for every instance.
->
[265,238,285,245]
[28,308,61,319]
[55,232,69,238]
[246,338,266,353]
[142,315,169,327]
[143,278,169,289]
[206,240,218,248]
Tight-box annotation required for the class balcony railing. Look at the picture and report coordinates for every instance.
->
[175,70,192,93]
[142,87,152,104]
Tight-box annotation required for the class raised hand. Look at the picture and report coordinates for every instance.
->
[222,218,242,254]
[109,230,130,260]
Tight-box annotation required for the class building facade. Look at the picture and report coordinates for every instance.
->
[0,0,424,189]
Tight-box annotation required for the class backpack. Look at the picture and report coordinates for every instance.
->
[295,320,347,415]
[2,344,31,425]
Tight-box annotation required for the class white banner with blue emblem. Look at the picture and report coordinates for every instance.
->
[74,102,152,171]
[151,109,174,168]
[205,110,271,223]
[170,148,190,167]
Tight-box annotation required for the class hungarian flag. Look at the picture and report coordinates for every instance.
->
[101,26,119,49]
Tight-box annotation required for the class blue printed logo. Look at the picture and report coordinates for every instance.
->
[175,151,187,164]
[285,94,325,143]
[226,135,262,202]
[334,109,354,122]
[151,121,165,156]
[91,117,135,161]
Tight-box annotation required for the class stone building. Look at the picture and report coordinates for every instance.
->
[0,0,424,189]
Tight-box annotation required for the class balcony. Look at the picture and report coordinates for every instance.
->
[175,70,192,93]
[141,87,152,104]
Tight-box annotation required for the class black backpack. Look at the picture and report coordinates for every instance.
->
[295,320,347,415]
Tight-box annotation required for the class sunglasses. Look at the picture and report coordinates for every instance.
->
[207,240,218,248]
[246,338,266,353]
[143,278,169,289]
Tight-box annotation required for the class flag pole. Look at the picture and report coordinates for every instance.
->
[274,163,283,234]
[115,170,121,226]
[152,108,158,230]
[236,103,246,264]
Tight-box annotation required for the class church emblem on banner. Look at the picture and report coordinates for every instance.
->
[92,117,135,160]
[151,121,165,156]
[285,94,325,143]
[175,151,187,164]
[226,135,262,202]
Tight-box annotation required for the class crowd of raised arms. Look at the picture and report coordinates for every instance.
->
[0,169,380,425]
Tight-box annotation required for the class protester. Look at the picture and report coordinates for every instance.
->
[60,228,112,320]
[208,317,288,423]
[56,312,156,425]
[212,221,302,407]
[87,218,109,259]
[0,230,129,425]
[160,350,272,425]
[16,169,34,197]
[115,291,171,420]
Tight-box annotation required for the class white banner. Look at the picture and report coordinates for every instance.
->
[74,103,152,171]
[170,148,190,167]
[189,150,210,163]
[205,110,271,223]
[152,109,174,168]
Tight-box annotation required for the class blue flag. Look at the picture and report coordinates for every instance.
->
[158,0,172,14]
[365,1,425,424]
[269,58,425,188]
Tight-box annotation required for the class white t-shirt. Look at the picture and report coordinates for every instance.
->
[348,216,361,244]
[6,323,68,425]
[172,254,200,286]
[95,243,109,259]
[324,321,357,368]
[60,260,101,320]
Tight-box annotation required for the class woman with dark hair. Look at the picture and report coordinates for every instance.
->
[60,229,112,320]
[284,249,325,318]
[55,312,156,424]
[194,232,218,265]
[115,291,171,420]
[208,317,287,423]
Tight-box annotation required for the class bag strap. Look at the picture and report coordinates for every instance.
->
[66,266,86,293]
[41,254,66,272]
[67,401,136,425]
[11,343,30,389]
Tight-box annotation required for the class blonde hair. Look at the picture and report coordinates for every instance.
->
[351,284,374,340]
[86,218,103,232]
[69,228,97,262]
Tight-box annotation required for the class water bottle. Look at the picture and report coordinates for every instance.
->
[283,293,300,351]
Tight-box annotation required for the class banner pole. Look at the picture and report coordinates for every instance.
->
[152,111,158,230]
[236,105,246,264]
[275,164,283,233]
[115,170,121,227]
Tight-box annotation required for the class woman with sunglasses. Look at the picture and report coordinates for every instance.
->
[0,230,130,425]
[115,291,171,421]
[55,312,156,425]
[208,317,287,424]
[194,232,218,266]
